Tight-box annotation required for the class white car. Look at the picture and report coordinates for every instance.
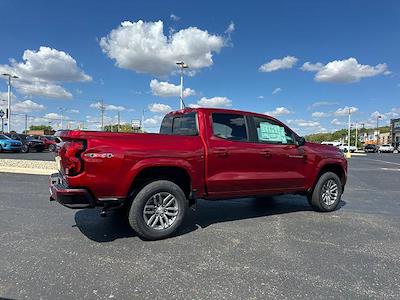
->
[379,144,394,153]
[338,144,356,153]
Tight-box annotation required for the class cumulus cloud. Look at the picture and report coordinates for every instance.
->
[334,106,359,116]
[99,20,226,76]
[311,111,330,118]
[90,102,126,112]
[44,112,67,120]
[265,106,292,117]
[331,118,345,126]
[301,58,389,83]
[148,103,172,113]
[259,56,298,72]
[293,119,320,127]
[257,95,264,100]
[190,96,232,108]
[12,100,45,113]
[272,87,282,95]
[0,46,91,99]
[150,79,195,97]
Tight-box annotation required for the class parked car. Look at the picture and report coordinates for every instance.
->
[364,144,379,153]
[379,144,394,153]
[5,133,45,153]
[50,108,348,240]
[0,134,22,152]
[338,144,356,153]
[36,135,58,152]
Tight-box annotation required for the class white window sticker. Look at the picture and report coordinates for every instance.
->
[259,122,287,143]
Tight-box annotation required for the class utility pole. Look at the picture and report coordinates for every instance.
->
[176,61,189,109]
[2,73,19,132]
[25,114,28,133]
[142,109,146,133]
[100,99,106,131]
[376,115,382,145]
[117,111,121,133]
[354,121,358,150]
[348,108,352,149]
[59,107,66,129]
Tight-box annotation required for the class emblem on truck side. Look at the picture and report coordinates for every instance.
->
[84,153,114,158]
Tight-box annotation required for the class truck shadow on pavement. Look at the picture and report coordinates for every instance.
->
[74,195,346,243]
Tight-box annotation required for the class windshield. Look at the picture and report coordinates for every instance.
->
[0,134,11,140]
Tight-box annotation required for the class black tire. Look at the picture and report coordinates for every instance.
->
[48,144,55,152]
[128,180,188,240]
[309,172,342,212]
[21,144,29,153]
[0,145,2,153]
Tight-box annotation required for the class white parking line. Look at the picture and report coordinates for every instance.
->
[361,157,400,166]
[381,167,400,171]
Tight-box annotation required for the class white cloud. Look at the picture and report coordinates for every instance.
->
[272,87,282,95]
[70,109,80,114]
[259,56,298,72]
[150,79,195,97]
[312,111,330,118]
[294,119,320,127]
[12,100,45,113]
[14,81,73,99]
[385,108,400,118]
[301,58,389,83]
[300,62,324,72]
[90,102,126,112]
[331,118,345,126]
[44,112,67,120]
[225,21,235,34]
[308,101,339,109]
[257,95,264,100]
[170,14,180,21]
[334,106,359,116]
[0,46,91,99]
[265,106,292,117]
[148,103,172,113]
[370,111,386,120]
[100,20,226,76]
[192,96,232,108]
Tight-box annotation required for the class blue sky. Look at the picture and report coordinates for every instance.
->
[0,0,399,134]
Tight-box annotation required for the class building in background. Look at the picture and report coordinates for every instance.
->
[390,118,400,149]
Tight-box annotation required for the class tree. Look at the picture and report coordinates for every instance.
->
[29,125,53,131]
[103,123,135,132]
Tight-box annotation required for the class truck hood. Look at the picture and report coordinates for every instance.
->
[305,142,344,156]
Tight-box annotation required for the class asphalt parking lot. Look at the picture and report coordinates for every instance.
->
[1,153,400,299]
[0,151,55,161]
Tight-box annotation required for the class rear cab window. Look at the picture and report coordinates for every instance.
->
[160,113,198,136]
[212,113,248,142]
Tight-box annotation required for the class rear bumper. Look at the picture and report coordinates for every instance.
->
[49,173,95,209]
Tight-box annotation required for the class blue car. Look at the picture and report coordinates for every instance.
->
[0,134,22,152]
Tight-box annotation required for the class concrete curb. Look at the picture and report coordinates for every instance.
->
[0,167,56,175]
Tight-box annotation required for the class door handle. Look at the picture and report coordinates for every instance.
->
[260,150,272,158]
[214,148,229,157]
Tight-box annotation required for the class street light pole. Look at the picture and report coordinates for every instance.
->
[376,115,382,144]
[176,61,189,109]
[348,108,352,149]
[2,73,19,133]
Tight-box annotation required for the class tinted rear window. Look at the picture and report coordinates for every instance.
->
[160,113,198,136]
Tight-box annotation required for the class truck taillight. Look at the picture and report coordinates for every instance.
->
[60,140,85,176]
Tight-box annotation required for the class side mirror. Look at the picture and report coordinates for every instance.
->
[296,136,306,147]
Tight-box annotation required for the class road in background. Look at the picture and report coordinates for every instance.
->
[0,151,55,161]
[0,154,399,299]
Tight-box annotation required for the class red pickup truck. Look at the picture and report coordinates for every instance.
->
[50,108,347,240]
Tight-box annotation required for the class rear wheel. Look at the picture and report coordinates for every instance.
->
[128,180,188,240]
[309,172,342,212]
[48,144,56,152]
[21,144,29,153]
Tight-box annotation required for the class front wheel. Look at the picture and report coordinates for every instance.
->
[48,144,56,152]
[128,180,188,240]
[309,172,342,212]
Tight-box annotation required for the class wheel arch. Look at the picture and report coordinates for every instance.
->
[312,163,346,191]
